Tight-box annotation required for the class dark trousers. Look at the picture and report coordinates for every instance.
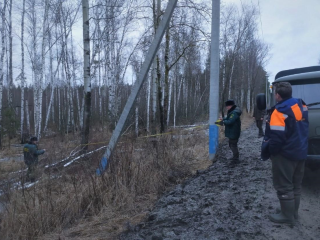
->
[256,120,264,136]
[26,162,38,182]
[271,154,305,200]
[228,138,239,159]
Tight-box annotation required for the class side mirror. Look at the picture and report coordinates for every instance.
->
[256,93,266,110]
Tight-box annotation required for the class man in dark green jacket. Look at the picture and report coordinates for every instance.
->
[23,136,45,182]
[222,99,242,163]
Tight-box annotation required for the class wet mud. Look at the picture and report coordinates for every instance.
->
[121,124,320,240]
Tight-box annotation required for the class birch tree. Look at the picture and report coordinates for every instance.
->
[8,0,13,107]
[81,0,91,150]
[0,1,7,147]
[20,0,26,143]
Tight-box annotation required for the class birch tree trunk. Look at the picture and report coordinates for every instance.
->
[8,0,13,106]
[107,4,117,123]
[26,99,30,133]
[151,58,157,134]
[162,28,170,131]
[151,0,161,134]
[36,0,49,139]
[81,0,91,150]
[58,88,61,132]
[227,60,235,99]
[20,0,26,143]
[43,29,55,135]
[135,97,139,137]
[167,75,173,126]
[0,1,5,147]
[147,72,151,132]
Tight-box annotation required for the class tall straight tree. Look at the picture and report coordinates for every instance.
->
[8,0,13,106]
[81,0,91,151]
[0,1,7,147]
[20,0,26,143]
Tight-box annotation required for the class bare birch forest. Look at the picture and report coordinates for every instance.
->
[0,0,269,146]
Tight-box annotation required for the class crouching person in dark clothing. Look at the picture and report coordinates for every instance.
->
[23,136,45,182]
[262,82,308,226]
[222,99,242,164]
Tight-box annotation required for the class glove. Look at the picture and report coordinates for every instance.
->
[214,119,224,126]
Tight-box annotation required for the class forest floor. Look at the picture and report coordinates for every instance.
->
[119,122,320,240]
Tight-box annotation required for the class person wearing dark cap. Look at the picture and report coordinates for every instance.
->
[23,136,45,182]
[222,99,242,163]
[262,82,308,226]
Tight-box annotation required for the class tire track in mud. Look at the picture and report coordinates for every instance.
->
[121,124,320,240]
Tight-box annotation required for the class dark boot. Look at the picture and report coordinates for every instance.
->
[276,196,300,219]
[258,129,264,137]
[232,155,240,164]
[229,140,239,163]
[294,196,300,219]
[269,199,295,225]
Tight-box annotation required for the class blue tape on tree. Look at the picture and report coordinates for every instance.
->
[96,156,108,175]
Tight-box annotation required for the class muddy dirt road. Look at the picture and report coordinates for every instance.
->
[121,124,320,240]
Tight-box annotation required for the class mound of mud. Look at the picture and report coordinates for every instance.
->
[121,124,320,240]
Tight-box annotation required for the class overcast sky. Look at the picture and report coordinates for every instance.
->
[224,0,320,82]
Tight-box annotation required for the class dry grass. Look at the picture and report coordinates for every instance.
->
[0,114,254,240]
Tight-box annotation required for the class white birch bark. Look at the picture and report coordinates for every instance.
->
[135,98,139,137]
[36,0,49,139]
[151,0,161,134]
[167,75,173,126]
[173,74,176,128]
[43,29,53,135]
[107,4,117,122]
[58,88,61,132]
[227,61,235,99]
[151,59,157,132]
[76,88,82,129]
[8,0,13,106]
[146,72,151,132]
[26,99,30,133]
[20,0,26,143]
[81,0,91,149]
[184,77,188,118]
[43,86,54,135]
[241,88,244,108]
[0,2,6,147]
[247,87,251,112]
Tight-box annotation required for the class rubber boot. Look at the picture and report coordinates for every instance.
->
[269,199,295,226]
[230,148,240,164]
[258,129,264,137]
[276,196,300,219]
[232,156,240,164]
[294,196,300,219]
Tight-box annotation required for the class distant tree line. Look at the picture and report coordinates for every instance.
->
[0,0,269,147]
